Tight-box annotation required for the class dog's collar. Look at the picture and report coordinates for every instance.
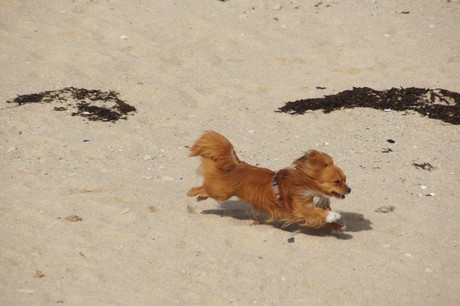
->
[273,168,290,201]
[272,167,291,202]
[272,172,281,201]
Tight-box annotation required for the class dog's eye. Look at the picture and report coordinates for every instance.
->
[335,180,341,185]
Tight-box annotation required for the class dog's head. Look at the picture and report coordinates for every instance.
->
[293,150,351,199]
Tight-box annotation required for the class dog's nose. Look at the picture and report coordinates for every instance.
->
[346,187,351,194]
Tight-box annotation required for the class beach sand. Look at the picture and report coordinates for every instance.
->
[1,0,459,305]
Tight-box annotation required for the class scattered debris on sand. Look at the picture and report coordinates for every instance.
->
[412,162,435,171]
[375,205,396,213]
[63,215,83,222]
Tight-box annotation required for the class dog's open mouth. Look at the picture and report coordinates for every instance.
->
[332,192,345,199]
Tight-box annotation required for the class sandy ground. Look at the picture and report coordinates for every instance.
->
[1,0,460,305]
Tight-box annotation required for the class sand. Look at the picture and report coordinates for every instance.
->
[1,0,459,305]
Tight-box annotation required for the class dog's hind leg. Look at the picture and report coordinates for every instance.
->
[187,186,210,201]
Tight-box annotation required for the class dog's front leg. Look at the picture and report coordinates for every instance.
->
[292,199,341,229]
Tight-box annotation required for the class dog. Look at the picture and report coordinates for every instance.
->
[187,131,351,233]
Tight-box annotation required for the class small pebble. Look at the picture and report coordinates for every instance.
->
[420,185,427,190]
[404,253,413,258]
[288,237,295,243]
[120,35,128,40]
[426,193,436,197]
[120,208,130,214]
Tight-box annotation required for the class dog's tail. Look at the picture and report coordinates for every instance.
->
[189,131,240,172]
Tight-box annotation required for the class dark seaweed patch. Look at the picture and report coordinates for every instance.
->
[7,87,136,122]
[277,87,460,125]
[71,101,125,122]
[13,93,45,104]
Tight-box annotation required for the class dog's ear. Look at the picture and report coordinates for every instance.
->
[293,150,334,177]
[307,150,334,168]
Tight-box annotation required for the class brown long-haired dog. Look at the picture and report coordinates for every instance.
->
[187,131,351,233]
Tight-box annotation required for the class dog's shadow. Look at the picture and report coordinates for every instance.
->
[200,199,373,240]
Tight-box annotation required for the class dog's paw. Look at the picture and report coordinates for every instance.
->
[327,222,346,233]
[334,224,346,233]
[325,211,341,223]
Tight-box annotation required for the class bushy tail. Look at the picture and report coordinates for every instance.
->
[189,131,240,172]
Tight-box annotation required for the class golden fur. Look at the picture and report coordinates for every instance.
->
[187,131,351,232]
